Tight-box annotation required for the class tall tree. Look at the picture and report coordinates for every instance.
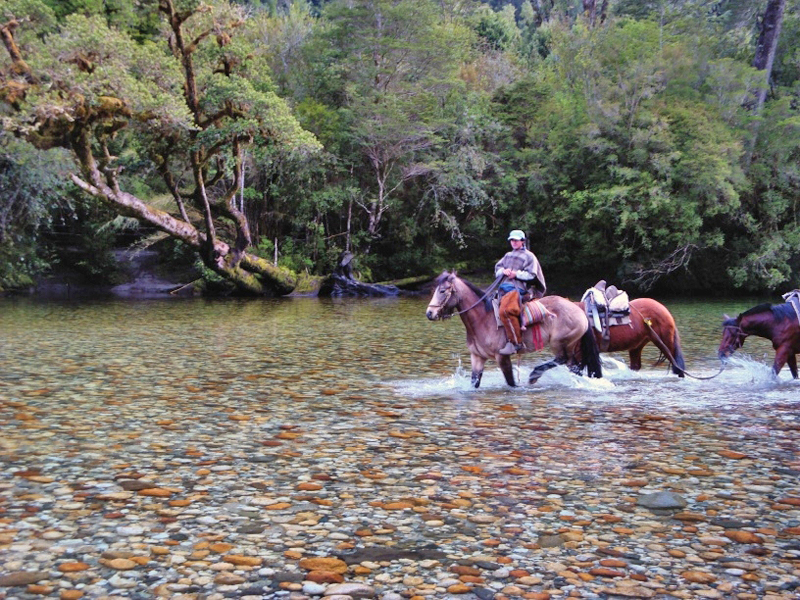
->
[751,0,786,114]
[319,0,473,245]
[0,0,320,295]
[493,17,751,290]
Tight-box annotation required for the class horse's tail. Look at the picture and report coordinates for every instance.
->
[580,327,603,378]
[671,329,686,377]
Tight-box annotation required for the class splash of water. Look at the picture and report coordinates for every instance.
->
[390,351,799,410]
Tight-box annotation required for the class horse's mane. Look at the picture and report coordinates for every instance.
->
[438,271,493,313]
[739,303,795,321]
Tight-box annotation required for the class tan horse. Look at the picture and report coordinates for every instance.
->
[577,298,686,377]
[425,271,602,387]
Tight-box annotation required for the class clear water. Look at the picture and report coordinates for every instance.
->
[1,294,798,524]
[0,294,796,408]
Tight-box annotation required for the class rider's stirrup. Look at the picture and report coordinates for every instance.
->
[499,342,517,355]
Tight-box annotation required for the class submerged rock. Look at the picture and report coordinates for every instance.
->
[636,491,688,510]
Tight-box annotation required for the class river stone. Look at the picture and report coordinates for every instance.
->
[303,581,327,595]
[0,571,49,587]
[537,533,565,548]
[636,491,687,510]
[323,582,376,597]
[600,585,656,598]
[299,557,348,573]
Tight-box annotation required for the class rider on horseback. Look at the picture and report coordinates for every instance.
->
[495,229,546,355]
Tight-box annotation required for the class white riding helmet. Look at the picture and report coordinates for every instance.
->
[508,229,526,241]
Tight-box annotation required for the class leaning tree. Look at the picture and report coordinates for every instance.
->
[0,0,320,295]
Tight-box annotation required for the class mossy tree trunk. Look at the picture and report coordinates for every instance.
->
[0,1,320,296]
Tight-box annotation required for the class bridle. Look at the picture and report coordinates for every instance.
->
[720,321,745,354]
[428,281,458,319]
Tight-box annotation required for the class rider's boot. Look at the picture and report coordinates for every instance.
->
[498,342,517,355]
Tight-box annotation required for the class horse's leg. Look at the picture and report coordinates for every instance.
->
[628,344,646,371]
[772,346,792,377]
[470,354,487,388]
[529,357,565,384]
[787,354,799,378]
[497,355,517,386]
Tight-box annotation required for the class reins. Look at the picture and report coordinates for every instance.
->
[438,275,505,318]
[633,306,726,380]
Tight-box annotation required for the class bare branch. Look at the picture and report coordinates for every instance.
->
[627,244,698,291]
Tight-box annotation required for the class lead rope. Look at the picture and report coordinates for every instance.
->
[637,314,725,380]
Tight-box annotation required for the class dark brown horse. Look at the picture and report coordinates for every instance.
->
[426,271,602,387]
[719,303,800,378]
[578,298,686,377]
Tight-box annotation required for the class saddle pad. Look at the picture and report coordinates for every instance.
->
[783,290,800,326]
[587,304,631,331]
[582,286,630,314]
[608,292,630,313]
[521,300,548,328]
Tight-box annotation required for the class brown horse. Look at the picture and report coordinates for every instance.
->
[426,271,602,387]
[719,303,800,378]
[578,298,686,377]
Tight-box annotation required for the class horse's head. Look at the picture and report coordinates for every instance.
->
[718,314,746,361]
[426,272,459,321]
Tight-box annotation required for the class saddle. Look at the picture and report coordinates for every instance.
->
[492,293,549,352]
[782,289,800,325]
[581,280,631,350]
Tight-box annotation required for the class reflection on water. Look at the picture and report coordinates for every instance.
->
[1,294,797,414]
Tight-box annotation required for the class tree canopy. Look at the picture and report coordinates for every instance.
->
[1,0,799,295]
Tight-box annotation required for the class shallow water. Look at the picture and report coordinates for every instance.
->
[3,294,796,477]
[0,294,797,410]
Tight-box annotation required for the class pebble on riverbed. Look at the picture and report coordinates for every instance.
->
[2,377,800,600]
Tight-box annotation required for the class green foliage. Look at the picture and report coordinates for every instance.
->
[0,140,72,290]
[1,0,58,32]
[471,5,519,51]
[490,15,761,289]
[22,14,193,130]
[0,140,128,289]
[3,0,800,293]
[721,95,800,290]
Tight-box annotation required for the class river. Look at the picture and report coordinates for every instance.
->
[1,294,792,407]
[0,297,794,396]
[1,294,799,599]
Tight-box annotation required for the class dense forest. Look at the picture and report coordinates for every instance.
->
[1,0,798,296]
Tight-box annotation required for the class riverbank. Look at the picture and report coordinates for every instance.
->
[20,249,432,299]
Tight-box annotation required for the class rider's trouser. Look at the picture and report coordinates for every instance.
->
[499,290,524,346]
